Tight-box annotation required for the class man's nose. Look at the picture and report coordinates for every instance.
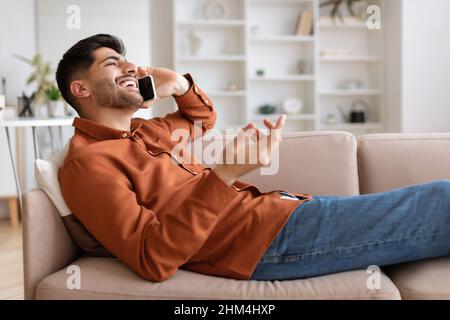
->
[123,61,138,76]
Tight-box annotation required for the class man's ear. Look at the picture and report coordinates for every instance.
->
[70,80,90,99]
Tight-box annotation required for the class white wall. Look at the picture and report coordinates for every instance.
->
[0,0,37,106]
[402,0,450,132]
[0,0,36,218]
[150,0,175,117]
[385,0,402,133]
[36,0,152,119]
[36,0,151,72]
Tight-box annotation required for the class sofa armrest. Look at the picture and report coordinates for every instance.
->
[22,189,81,300]
[357,133,450,193]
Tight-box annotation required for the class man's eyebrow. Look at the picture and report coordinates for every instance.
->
[98,55,125,64]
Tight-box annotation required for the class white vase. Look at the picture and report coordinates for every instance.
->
[47,101,61,117]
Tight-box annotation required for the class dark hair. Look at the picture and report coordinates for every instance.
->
[55,34,125,114]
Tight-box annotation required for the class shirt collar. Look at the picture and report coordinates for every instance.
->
[73,117,142,141]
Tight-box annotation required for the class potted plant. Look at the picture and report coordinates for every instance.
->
[44,85,62,117]
[320,0,366,19]
[14,53,54,116]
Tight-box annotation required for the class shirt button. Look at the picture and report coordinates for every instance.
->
[122,133,129,138]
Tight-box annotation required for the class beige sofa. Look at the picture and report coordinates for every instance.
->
[22,131,450,300]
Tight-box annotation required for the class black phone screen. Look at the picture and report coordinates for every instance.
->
[138,76,156,102]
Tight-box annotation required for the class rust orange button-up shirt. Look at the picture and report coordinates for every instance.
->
[59,74,313,282]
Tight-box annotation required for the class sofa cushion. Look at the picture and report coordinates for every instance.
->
[35,256,401,300]
[34,141,112,257]
[384,257,450,300]
[34,141,72,217]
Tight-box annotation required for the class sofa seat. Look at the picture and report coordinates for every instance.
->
[384,257,450,300]
[35,256,401,300]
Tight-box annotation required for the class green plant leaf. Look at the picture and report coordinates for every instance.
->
[331,5,339,17]
[26,73,37,85]
[32,54,42,66]
[13,53,33,65]
[347,0,356,16]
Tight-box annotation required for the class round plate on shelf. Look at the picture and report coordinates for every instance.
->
[282,97,303,114]
[203,0,228,20]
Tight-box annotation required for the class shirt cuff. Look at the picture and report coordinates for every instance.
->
[173,73,213,108]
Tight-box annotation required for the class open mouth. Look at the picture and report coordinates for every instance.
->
[117,77,139,91]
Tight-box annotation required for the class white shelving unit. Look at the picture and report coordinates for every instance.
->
[172,0,385,135]
[317,1,385,135]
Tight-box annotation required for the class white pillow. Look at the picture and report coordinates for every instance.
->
[35,140,72,217]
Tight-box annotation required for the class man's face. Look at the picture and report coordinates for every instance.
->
[84,47,143,110]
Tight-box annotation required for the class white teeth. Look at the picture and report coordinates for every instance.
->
[119,80,136,88]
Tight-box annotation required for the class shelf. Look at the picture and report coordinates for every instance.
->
[320,122,383,130]
[179,55,246,62]
[319,89,382,96]
[251,75,315,82]
[320,55,381,62]
[1,116,75,127]
[250,35,314,43]
[252,113,316,121]
[173,0,385,134]
[177,19,245,27]
[207,90,247,97]
[250,0,314,6]
[319,17,367,29]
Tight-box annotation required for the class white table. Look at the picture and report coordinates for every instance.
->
[1,116,75,210]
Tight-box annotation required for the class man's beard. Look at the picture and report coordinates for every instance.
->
[91,78,143,110]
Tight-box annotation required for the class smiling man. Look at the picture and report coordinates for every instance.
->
[56,34,308,282]
[56,34,450,283]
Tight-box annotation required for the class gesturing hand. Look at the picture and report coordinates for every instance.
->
[213,115,286,186]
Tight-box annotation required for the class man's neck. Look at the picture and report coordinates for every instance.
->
[82,107,136,131]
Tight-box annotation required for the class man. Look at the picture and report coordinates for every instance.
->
[57,34,450,283]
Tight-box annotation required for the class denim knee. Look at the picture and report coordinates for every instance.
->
[430,179,450,195]
[429,179,450,212]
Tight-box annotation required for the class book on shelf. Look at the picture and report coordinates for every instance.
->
[295,11,313,36]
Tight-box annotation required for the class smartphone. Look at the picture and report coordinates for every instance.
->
[138,75,157,102]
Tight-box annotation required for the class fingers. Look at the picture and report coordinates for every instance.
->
[137,67,148,78]
[263,115,286,130]
[137,66,155,78]
[263,118,275,129]
[275,114,286,129]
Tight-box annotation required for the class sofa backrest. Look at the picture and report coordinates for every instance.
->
[357,133,450,194]
[241,131,360,196]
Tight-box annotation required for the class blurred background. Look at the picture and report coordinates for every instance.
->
[0,0,449,299]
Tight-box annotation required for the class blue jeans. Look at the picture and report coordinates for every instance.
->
[250,179,450,281]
